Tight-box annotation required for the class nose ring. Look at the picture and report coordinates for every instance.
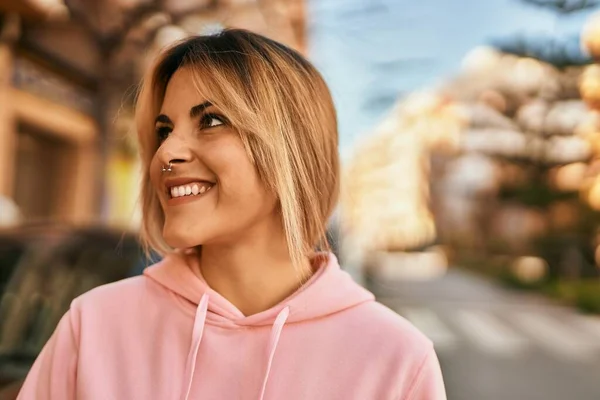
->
[161,162,173,173]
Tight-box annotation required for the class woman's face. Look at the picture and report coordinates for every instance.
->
[150,67,278,249]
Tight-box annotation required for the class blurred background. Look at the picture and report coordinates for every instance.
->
[1,0,600,399]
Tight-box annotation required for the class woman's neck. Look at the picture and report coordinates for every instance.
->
[194,234,312,316]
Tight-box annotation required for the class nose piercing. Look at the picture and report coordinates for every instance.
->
[161,163,173,173]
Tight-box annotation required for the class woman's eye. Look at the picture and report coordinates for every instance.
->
[200,113,225,129]
[156,127,171,143]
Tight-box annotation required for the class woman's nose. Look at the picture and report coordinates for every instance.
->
[156,134,194,166]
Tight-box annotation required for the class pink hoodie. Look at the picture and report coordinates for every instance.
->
[17,252,446,400]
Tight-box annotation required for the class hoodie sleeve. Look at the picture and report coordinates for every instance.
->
[404,346,446,400]
[17,308,79,400]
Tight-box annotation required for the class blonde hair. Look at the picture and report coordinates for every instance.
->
[135,29,339,273]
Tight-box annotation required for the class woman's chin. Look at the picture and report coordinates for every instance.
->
[163,230,205,250]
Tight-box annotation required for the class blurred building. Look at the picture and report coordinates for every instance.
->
[341,10,600,282]
[0,4,96,227]
[429,30,600,280]
[0,0,306,229]
[341,91,464,280]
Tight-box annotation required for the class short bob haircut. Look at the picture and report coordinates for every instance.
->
[135,29,339,273]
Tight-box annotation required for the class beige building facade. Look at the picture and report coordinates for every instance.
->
[0,8,98,226]
[0,0,307,229]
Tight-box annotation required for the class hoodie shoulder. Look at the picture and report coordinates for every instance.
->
[340,301,440,398]
[353,301,433,351]
[72,274,166,312]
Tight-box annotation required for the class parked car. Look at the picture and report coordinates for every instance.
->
[0,224,147,399]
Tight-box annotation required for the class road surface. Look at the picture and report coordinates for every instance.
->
[368,265,600,400]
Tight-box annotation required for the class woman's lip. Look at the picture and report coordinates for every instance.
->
[165,178,216,198]
[167,182,215,198]
[164,177,216,190]
[166,184,216,206]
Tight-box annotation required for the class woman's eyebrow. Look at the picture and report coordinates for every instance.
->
[154,101,213,125]
[155,114,172,125]
[190,101,213,118]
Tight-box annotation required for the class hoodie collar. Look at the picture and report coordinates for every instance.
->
[143,250,374,327]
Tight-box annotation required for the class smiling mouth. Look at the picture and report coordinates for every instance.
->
[168,181,215,199]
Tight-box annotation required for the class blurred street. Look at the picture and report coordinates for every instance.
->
[371,259,600,400]
[5,0,600,397]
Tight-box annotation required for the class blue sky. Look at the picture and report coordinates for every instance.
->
[308,0,599,157]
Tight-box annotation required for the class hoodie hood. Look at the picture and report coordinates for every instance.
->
[143,250,374,326]
[144,251,375,400]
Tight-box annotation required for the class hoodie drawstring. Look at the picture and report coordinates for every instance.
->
[258,306,290,400]
[181,295,289,400]
[182,293,209,400]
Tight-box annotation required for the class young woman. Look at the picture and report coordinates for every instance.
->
[18,29,446,400]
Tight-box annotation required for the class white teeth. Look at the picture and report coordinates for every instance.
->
[169,182,213,198]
